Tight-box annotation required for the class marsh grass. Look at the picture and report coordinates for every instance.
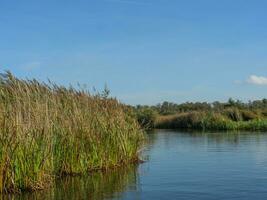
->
[155,111,267,131]
[0,72,144,193]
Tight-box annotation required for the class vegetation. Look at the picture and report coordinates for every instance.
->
[0,72,144,193]
[5,164,138,200]
[134,99,267,131]
[134,106,158,130]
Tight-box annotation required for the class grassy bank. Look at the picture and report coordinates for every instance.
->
[0,72,144,193]
[155,111,267,131]
[134,101,267,131]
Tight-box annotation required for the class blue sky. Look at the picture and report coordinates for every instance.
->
[1,0,267,105]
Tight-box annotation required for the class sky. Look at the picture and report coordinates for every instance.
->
[1,0,267,105]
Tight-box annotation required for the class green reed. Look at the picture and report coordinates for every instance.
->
[155,111,267,131]
[0,72,144,193]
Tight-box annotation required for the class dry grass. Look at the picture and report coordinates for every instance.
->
[0,72,144,193]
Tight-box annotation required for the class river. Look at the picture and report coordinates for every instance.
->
[9,130,267,200]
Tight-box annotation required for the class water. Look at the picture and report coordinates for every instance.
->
[9,130,267,200]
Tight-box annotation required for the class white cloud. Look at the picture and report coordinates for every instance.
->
[247,75,267,85]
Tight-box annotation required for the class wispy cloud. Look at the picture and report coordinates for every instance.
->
[20,61,41,71]
[247,75,267,85]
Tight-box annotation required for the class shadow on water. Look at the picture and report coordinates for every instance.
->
[5,164,139,200]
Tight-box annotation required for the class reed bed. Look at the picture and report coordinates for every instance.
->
[155,111,267,131]
[0,72,144,193]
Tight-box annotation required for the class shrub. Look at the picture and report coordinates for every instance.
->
[223,108,243,122]
[240,110,259,121]
[136,108,158,129]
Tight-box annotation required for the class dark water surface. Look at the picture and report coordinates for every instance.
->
[9,130,267,200]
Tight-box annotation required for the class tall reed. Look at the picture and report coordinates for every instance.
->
[0,72,144,193]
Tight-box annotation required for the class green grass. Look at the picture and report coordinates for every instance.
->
[0,72,144,193]
[155,111,267,131]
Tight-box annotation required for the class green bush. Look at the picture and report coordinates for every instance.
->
[223,108,243,122]
[136,108,158,129]
[240,110,259,121]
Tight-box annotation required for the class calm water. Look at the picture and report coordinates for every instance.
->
[9,130,267,200]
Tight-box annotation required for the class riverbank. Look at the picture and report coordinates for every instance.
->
[155,112,267,131]
[134,101,267,131]
[8,130,267,200]
[0,72,144,193]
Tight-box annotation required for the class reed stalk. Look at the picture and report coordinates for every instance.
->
[0,72,144,192]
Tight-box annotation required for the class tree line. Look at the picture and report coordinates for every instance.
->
[133,98,267,130]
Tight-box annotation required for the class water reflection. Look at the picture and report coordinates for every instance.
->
[6,164,139,200]
[5,130,267,200]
